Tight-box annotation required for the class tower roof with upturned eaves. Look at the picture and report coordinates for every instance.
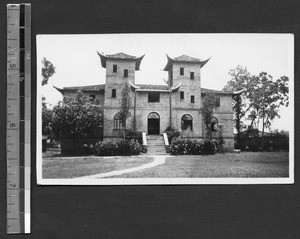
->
[163,54,211,71]
[97,52,145,70]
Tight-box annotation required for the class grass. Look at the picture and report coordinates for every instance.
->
[42,156,153,178]
[42,152,289,179]
[111,152,289,178]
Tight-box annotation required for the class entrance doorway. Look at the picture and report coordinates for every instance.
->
[148,112,160,135]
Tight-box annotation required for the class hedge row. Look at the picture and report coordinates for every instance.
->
[170,137,217,155]
[95,139,143,156]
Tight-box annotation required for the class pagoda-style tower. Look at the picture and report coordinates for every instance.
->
[163,54,210,137]
[97,52,145,139]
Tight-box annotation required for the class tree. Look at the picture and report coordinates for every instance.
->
[200,92,217,140]
[248,72,289,149]
[223,66,289,150]
[223,66,254,149]
[52,90,103,139]
[42,98,53,135]
[119,83,131,139]
[41,57,55,86]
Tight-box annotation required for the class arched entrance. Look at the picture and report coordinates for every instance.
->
[148,112,160,135]
[181,114,193,130]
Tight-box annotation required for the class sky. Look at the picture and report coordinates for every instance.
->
[37,34,294,131]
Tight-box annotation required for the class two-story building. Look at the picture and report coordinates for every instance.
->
[54,52,235,151]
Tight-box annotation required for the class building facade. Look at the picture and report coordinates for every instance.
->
[55,52,235,151]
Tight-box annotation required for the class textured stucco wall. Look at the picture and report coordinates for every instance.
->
[100,57,234,150]
[103,59,136,138]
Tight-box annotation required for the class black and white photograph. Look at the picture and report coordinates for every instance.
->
[37,34,294,185]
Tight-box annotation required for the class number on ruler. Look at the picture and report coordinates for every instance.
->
[10,183,16,188]
[9,64,16,69]
[9,123,16,128]
[26,52,31,59]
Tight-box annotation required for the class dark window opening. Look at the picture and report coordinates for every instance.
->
[190,72,194,79]
[114,113,125,130]
[180,91,184,99]
[112,89,116,98]
[211,117,218,132]
[180,67,184,75]
[148,92,160,102]
[113,64,117,73]
[124,69,128,77]
[89,94,96,101]
[191,95,195,103]
[215,97,220,107]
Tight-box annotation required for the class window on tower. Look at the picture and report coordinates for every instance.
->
[124,69,128,77]
[180,91,184,100]
[215,97,220,107]
[190,72,194,79]
[89,94,96,101]
[112,89,116,98]
[180,67,184,75]
[113,64,117,73]
[191,95,195,103]
[114,113,125,130]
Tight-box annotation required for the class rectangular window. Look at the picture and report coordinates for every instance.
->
[191,95,195,103]
[180,91,184,99]
[113,64,117,73]
[124,69,128,77]
[190,72,194,79]
[215,97,220,107]
[112,89,116,98]
[180,67,184,76]
[148,92,160,102]
[89,94,95,101]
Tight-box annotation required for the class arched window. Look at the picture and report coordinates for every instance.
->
[148,112,160,119]
[114,113,124,130]
[211,117,218,132]
[181,114,193,130]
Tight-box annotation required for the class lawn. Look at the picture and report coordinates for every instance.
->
[111,152,289,178]
[42,152,289,179]
[42,156,153,178]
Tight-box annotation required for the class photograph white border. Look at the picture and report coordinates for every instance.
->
[36,33,294,185]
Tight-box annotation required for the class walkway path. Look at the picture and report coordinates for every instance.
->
[76,155,170,179]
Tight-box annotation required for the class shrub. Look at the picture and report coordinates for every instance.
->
[83,144,95,155]
[202,140,217,155]
[170,137,187,155]
[170,137,216,155]
[95,139,142,156]
[189,139,205,155]
[166,130,181,144]
[126,131,143,145]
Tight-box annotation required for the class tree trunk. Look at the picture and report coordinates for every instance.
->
[133,91,136,132]
[236,94,241,149]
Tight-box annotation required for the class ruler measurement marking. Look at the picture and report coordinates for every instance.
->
[7,3,31,234]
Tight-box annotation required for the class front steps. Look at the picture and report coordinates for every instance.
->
[146,135,167,155]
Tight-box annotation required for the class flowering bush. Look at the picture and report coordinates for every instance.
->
[170,137,216,155]
[166,130,181,144]
[95,139,142,156]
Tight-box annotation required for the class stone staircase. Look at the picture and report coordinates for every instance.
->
[146,135,167,155]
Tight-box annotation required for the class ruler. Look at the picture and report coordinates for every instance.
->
[6,3,31,234]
